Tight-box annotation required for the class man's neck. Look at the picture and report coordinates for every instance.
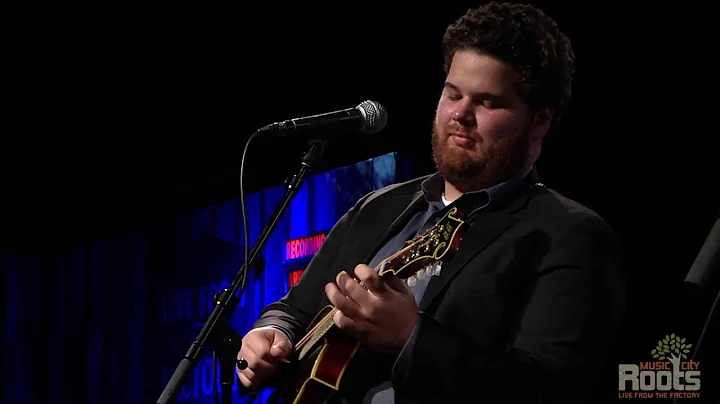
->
[443,182,464,202]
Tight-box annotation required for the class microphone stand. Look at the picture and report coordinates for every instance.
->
[671,207,720,404]
[156,138,328,404]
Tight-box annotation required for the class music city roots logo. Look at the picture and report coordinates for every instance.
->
[618,333,701,400]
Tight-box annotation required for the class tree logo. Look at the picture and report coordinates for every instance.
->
[651,333,692,361]
[618,333,701,400]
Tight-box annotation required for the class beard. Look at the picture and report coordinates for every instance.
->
[431,121,531,192]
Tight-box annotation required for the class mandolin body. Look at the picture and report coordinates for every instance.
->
[268,207,466,403]
[269,305,360,403]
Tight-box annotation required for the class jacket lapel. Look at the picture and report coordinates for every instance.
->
[418,209,516,310]
[418,169,545,311]
[361,187,427,265]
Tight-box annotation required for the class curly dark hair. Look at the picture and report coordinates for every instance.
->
[442,2,575,133]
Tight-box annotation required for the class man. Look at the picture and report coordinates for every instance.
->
[237,2,626,403]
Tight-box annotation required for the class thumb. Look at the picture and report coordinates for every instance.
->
[270,331,292,359]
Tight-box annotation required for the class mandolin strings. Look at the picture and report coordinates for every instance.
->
[293,235,428,351]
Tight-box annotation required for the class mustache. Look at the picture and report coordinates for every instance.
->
[433,120,477,140]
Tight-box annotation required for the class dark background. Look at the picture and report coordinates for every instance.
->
[1,1,719,401]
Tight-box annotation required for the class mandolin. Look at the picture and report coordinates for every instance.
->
[268,206,467,404]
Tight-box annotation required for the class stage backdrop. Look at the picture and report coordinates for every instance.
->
[1,152,414,404]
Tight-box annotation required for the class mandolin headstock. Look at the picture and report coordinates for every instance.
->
[377,207,466,279]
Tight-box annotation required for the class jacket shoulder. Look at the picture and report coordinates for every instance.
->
[354,174,431,210]
[523,186,616,237]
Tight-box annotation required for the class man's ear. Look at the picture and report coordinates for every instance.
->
[530,108,554,142]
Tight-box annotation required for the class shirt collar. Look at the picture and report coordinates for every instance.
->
[420,167,533,209]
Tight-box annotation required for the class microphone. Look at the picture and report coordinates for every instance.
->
[258,100,388,136]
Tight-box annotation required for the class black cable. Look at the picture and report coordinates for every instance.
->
[209,129,262,402]
[240,130,262,303]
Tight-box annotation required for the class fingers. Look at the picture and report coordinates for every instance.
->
[325,280,363,319]
[332,308,358,331]
[336,270,374,304]
[332,304,383,346]
[326,265,408,321]
[237,371,253,388]
[354,264,387,294]
[246,333,277,363]
[236,346,276,388]
[270,331,292,360]
[236,328,289,389]
[326,283,363,335]
[354,264,408,297]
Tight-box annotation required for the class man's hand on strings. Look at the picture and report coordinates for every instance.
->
[325,263,418,354]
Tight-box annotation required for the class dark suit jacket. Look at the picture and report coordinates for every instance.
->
[253,169,627,403]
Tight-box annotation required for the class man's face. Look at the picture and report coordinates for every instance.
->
[432,49,550,191]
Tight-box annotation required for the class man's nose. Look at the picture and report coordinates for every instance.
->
[452,102,475,126]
